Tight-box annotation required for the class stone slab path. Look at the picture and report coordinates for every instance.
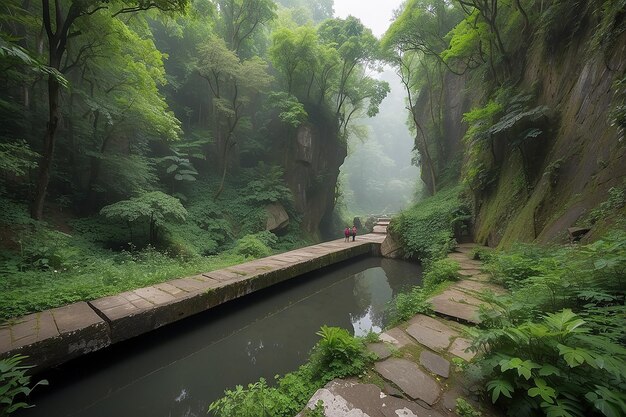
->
[300,243,507,417]
[0,234,385,372]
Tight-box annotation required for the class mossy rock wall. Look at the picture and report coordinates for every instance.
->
[472,30,626,247]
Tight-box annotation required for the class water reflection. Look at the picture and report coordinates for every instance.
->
[23,257,421,417]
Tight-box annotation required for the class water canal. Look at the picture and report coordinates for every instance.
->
[23,256,422,417]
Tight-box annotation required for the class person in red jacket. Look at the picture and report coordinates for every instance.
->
[351,225,357,241]
[344,226,350,242]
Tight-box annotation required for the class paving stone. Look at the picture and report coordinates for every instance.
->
[441,388,462,413]
[0,302,110,372]
[133,286,176,305]
[380,327,417,348]
[51,302,103,334]
[447,252,472,261]
[428,290,482,324]
[455,260,483,269]
[420,350,450,378]
[373,225,388,233]
[168,278,213,292]
[380,397,444,417]
[297,380,443,417]
[202,270,247,282]
[36,311,59,341]
[11,315,43,343]
[467,273,491,282]
[458,269,482,277]
[367,342,392,360]
[0,328,11,349]
[448,337,476,361]
[383,382,404,398]
[405,315,459,351]
[374,358,441,405]
[453,280,506,295]
[456,243,481,250]
[154,282,188,297]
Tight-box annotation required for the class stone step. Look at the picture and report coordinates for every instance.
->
[372,225,388,234]
[297,380,445,417]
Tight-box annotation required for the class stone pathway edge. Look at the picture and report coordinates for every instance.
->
[0,234,385,373]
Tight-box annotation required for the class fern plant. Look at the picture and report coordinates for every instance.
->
[0,355,48,416]
[476,310,626,417]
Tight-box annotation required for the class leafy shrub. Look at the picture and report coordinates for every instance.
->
[0,355,47,416]
[233,234,272,258]
[241,163,293,206]
[470,232,626,417]
[588,185,626,225]
[309,326,374,383]
[209,326,371,417]
[388,257,460,325]
[422,258,460,287]
[389,186,465,261]
[456,397,482,417]
[476,310,626,417]
[388,286,433,324]
[100,191,187,245]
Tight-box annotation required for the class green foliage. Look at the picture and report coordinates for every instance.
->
[389,186,466,261]
[241,164,293,206]
[0,141,38,177]
[388,285,433,324]
[309,326,374,382]
[587,185,626,225]
[540,0,590,53]
[267,92,308,127]
[100,191,187,244]
[302,400,325,417]
[388,256,460,325]
[0,355,47,416]
[462,89,549,193]
[456,397,482,417]
[209,326,371,417]
[422,258,460,287]
[470,233,626,417]
[233,234,273,258]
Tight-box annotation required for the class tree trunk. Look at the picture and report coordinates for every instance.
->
[31,73,61,220]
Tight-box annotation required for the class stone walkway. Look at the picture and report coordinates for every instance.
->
[0,234,385,372]
[299,243,506,417]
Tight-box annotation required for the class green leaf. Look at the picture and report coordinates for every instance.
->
[528,378,556,404]
[487,379,514,403]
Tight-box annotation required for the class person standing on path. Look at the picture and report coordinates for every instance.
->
[344,226,350,242]
[351,225,357,242]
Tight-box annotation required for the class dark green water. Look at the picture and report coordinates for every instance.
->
[23,256,422,417]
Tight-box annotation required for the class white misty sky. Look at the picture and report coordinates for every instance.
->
[333,0,405,38]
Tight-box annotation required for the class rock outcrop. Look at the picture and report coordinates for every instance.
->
[264,203,289,232]
[270,107,344,235]
[414,23,626,247]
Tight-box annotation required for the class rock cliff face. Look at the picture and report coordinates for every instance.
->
[415,29,626,247]
[271,108,345,235]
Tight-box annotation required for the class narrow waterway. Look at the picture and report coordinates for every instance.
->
[23,256,422,417]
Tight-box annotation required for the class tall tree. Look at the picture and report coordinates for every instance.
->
[216,0,276,55]
[269,25,318,95]
[197,35,272,198]
[31,0,187,220]
[317,16,386,138]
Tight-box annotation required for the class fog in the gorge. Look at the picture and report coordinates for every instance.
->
[339,70,423,215]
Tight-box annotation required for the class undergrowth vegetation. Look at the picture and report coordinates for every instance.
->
[386,186,467,324]
[388,257,460,325]
[0,166,312,321]
[208,326,375,417]
[389,186,468,260]
[467,231,626,417]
